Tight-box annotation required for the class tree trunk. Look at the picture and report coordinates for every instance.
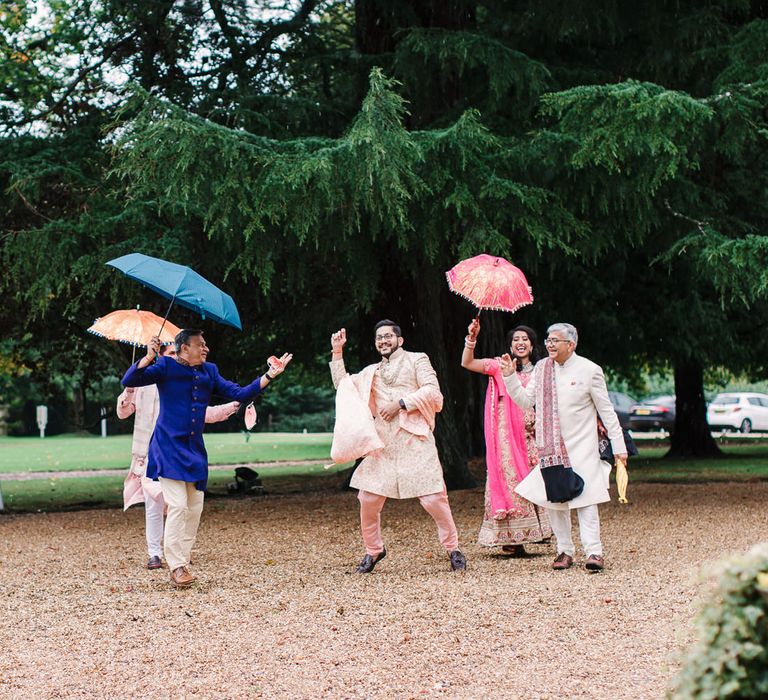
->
[70,382,87,434]
[371,264,478,489]
[667,358,722,458]
[414,269,477,489]
[353,0,479,488]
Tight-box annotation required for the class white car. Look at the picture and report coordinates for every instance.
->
[706,392,768,433]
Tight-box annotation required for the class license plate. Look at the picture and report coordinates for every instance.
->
[713,408,725,413]
[635,409,651,415]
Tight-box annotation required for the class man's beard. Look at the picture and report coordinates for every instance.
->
[379,345,397,359]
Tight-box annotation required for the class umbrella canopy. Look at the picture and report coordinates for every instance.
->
[106,253,242,330]
[87,309,181,347]
[446,253,533,313]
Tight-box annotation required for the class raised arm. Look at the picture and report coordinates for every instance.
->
[212,353,293,403]
[329,328,350,389]
[461,317,488,374]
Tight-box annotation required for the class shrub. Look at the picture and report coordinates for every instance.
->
[669,543,768,699]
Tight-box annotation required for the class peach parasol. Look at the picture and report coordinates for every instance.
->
[87,308,181,347]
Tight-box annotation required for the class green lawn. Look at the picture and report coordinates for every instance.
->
[627,444,768,483]
[0,462,352,513]
[0,432,333,474]
[2,433,768,514]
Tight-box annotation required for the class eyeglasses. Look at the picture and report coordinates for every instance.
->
[544,338,571,345]
[375,333,398,342]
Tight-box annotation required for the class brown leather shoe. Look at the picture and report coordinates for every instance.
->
[170,566,195,588]
[552,552,574,570]
[501,544,527,558]
[585,554,605,571]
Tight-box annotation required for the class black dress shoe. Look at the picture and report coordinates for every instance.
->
[449,549,467,571]
[356,547,386,574]
[147,555,163,570]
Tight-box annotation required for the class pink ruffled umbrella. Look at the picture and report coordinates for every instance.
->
[446,253,533,314]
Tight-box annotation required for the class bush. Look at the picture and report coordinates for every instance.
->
[669,543,768,699]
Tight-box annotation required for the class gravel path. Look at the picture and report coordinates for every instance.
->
[1,482,766,699]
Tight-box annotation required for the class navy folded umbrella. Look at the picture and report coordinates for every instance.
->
[106,253,242,331]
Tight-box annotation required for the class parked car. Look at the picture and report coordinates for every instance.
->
[628,395,676,433]
[706,392,768,433]
[608,391,636,430]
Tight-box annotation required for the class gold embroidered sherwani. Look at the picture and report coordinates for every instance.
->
[330,348,446,499]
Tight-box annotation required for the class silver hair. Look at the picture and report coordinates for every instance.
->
[547,322,578,346]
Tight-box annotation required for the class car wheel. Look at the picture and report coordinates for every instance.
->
[740,418,752,434]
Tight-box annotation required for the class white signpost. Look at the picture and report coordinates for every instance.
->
[36,405,48,438]
[100,407,108,438]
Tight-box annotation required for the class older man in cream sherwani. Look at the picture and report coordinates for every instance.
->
[330,320,466,573]
[503,323,627,571]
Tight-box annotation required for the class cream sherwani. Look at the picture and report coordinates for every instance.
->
[504,353,626,511]
[331,347,460,558]
[330,349,446,499]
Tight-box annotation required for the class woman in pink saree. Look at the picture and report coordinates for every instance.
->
[462,319,552,555]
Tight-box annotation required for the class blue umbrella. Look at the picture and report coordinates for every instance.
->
[106,253,243,331]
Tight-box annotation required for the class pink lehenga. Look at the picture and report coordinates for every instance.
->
[477,359,552,547]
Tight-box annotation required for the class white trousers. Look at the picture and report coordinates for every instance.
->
[159,478,205,571]
[145,493,165,557]
[548,504,602,557]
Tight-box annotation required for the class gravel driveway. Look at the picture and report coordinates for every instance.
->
[1,482,766,699]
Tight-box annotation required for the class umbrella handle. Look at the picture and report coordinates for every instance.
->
[158,296,176,340]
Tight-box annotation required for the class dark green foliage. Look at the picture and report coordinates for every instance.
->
[670,544,768,699]
[3,0,768,474]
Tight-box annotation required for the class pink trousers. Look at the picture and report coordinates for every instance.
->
[358,489,460,556]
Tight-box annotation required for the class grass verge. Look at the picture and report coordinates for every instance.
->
[0,432,333,474]
[0,463,352,513]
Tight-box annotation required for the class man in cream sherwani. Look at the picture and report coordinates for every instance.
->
[330,320,466,574]
[503,323,627,571]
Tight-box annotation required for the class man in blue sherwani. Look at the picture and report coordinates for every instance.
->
[122,329,293,588]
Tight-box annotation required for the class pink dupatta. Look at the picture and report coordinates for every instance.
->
[484,359,532,519]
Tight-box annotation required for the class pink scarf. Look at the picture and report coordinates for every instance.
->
[535,358,571,468]
[484,359,531,518]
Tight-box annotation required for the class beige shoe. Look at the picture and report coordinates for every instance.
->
[170,566,195,588]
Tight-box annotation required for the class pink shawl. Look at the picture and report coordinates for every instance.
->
[330,375,384,463]
[535,358,571,468]
[484,359,531,518]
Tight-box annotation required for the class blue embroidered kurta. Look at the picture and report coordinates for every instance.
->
[122,357,264,490]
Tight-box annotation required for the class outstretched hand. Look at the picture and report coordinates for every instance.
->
[267,353,293,377]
